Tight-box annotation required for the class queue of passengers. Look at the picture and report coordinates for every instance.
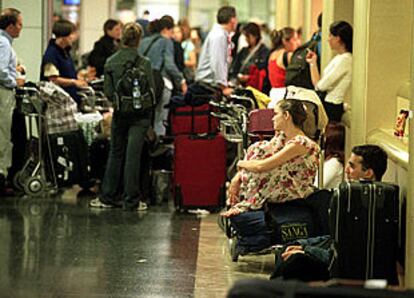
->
[1,3,407,294]
[0,4,354,217]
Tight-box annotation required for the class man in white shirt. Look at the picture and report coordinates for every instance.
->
[0,8,23,194]
[195,6,237,96]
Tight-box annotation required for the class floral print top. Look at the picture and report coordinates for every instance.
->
[231,131,320,213]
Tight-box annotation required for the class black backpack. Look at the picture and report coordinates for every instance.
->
[285,33,321,89]
[142,36,165,104]
[113,55,155,113]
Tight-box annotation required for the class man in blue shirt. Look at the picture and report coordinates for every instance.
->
[0,8,23,193]
[195,6,237,96]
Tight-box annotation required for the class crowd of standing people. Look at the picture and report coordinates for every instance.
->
[0,5,354,214]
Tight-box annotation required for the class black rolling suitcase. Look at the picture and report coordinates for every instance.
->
[49,129,91,188]
[330,181,400,284]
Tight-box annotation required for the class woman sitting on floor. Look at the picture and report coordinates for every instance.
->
[223,99,320,218]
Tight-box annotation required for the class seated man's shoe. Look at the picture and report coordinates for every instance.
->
[89,197,114,208]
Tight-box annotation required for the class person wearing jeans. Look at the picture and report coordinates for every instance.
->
[90,22,155,211]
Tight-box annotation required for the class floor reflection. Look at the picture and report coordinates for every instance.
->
[0,194,200,297]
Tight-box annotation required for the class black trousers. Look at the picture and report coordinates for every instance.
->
[322,101,344,123]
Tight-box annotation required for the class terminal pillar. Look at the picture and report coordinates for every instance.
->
[79,0,112,55]
[407,2,414,287]
[2,0,52,82]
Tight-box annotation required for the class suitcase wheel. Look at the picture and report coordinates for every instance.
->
[229,238,239,262]
[174,185,183,211]
[13,171,24,191]
[23,176,45,197]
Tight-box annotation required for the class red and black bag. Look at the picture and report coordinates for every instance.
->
[170,103,219,135]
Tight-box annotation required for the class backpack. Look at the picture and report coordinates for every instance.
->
[113,55,155,113]
[142,36,165,104]
[285,33,321,89]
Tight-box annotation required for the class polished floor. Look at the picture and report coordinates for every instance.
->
[0,188,274,298]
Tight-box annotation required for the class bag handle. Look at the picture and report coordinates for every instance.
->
[143,35,165,72]
[190,104,213,135]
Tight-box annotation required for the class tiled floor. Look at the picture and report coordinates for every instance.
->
[0,189,273,298]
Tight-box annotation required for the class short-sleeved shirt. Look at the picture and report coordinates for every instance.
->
[41,39,79,104]
[182,40,195,63]
[232,131,320,213]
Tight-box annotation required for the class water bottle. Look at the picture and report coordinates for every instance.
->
[132,78,142,109]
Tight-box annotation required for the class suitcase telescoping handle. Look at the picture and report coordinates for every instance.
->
[190,104,212,135]
[189,132,216,140]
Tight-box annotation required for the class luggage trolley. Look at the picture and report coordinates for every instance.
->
[14,86,57,196]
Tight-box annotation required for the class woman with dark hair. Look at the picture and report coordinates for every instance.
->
[306,21,353,122]
[229,22,270,88]
[223,99,320,217]
[267,27,299,88]
[315,122,345,189]
[41,19,88,105]
[139,16,187,137]
[88,19,122,77]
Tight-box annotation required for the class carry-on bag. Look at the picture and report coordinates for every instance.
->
[248,109,274,136]
[49,129,91,188]
[173,133,226,210]
[170,103,219,135]
[330,181,400,284]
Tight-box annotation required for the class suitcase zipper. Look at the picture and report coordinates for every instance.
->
[346,181,351,213]
[366,183,377,279]
[370,184,378,278]
[334,187,341,242]
[365,184,372,279]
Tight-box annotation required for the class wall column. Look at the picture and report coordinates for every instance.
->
[406,5,414,287]
[349,0,369,145]
[289,0,303,31]
[79,0,112,55]
[275,0,289,29]
[3,0,51,82]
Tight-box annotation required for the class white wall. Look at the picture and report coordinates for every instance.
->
[3,0,47,82]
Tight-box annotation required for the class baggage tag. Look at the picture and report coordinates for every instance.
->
[57,156,67,167]
[57,137,64,146]
[364,279,387,289]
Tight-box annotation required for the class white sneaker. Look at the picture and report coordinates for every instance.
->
[89,198,114,208]
[137,201,148,211]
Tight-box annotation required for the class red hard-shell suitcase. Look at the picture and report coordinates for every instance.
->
[173,134,226,209]
[170,104,219,135]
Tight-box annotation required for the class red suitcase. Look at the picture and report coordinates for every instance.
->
[173,134,226,210]
[170,104,219,135]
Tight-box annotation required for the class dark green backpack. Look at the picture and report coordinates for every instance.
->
[113,55,155,113]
